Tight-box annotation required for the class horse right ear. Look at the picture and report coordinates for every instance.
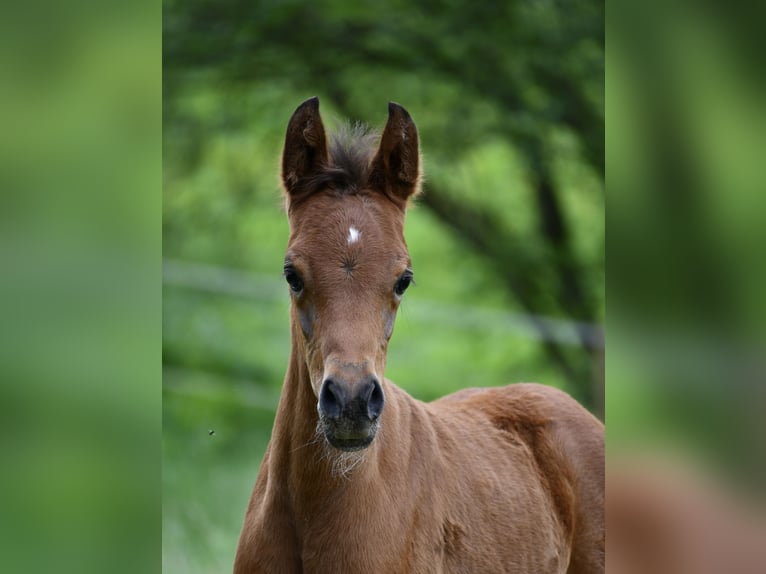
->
[368,102,421,208]
[282,97,329,198]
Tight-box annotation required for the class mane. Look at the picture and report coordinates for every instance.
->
[302,122,380,197]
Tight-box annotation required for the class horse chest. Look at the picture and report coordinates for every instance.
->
[298,518,448,574]
[295,491,565,574]
[242,455,569,573]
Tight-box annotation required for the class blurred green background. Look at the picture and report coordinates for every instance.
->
[163,1,603,572]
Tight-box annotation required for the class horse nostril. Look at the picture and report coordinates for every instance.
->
[367,378,384,421]
[318,379,343,420]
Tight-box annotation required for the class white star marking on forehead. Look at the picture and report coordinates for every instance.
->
[347,226,361,245]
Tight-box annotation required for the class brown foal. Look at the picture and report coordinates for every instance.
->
[233,97,604,573]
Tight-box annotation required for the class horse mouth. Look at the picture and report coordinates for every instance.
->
[320,419,379,452]
[326,435,374,451]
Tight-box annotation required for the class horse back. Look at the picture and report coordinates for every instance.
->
[433,383,604,574]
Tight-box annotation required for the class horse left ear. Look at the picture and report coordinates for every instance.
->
[282,96,329,199]
[368,102,420,207]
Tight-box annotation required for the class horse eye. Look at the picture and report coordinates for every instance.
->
[284,267,304,294]
[394,272,413,297]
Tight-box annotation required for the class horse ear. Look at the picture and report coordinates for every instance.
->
[368,102,420,207]
[282,96,329,197]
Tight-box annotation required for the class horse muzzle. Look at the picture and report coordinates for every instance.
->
[317,375,384,451]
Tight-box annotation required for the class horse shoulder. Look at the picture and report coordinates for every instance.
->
[449,383,605,574]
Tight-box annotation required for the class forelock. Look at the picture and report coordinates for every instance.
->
[299,122,379,199]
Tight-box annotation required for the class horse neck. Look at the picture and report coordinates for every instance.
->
[270,329,320,460]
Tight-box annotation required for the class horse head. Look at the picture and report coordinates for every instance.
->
[280,97,420,451]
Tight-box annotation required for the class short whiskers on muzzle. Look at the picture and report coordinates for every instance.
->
[314,419,379,479]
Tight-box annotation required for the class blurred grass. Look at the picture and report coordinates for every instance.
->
[163,368,275,574]
[0,2,161,573]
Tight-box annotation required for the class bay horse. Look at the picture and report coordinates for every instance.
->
[234,97,604,573]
